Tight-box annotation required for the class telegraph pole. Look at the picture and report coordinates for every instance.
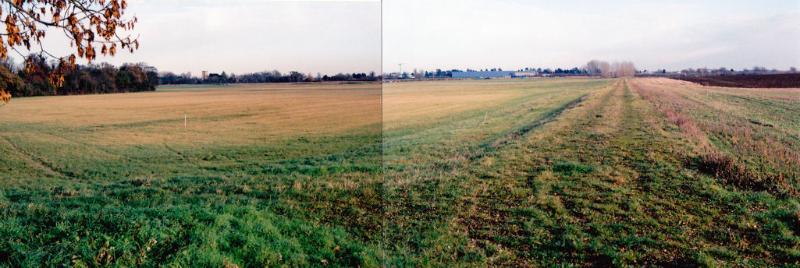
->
[398,63,404,79]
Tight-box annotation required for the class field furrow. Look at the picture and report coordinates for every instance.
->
[1,79,797,266]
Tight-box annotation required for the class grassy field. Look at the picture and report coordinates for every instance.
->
[0,83,384,266]
[1,78,798,266]
[381,78,799,266]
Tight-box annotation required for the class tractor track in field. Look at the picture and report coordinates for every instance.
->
[456,80,633,265]
[484,93,590,151]
[382,86,599,263]
[1,135,72,179]
[390,90,591,262]
[453,78,793,265]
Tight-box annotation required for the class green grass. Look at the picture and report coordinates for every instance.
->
[380,79,798,266]
[1,79,798,266]
[0,84,384,267]
[0,133,385,266]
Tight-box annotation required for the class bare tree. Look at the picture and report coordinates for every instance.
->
[614,61,636,77]
[584,60,604,76]
[586,60,635,78]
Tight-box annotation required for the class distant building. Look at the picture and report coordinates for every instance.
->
[201,71,208,80]
[451,71,513,79]
[512,71,538,78]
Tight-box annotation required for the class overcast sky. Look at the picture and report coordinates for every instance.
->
[16,0,800,74]
[384,0,800,72]
[19,0,382,76]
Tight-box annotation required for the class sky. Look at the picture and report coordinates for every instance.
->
[384,0,800,72]
[17,0,382,76]
[13,0,800,74]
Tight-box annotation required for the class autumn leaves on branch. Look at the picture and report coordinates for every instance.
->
[0,0,139,103]
[0,85,9,104]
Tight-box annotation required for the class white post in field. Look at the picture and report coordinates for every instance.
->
[184,113,187,128]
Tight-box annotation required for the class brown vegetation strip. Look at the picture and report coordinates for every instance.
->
[631,78,799,197]
[673,73,800,88]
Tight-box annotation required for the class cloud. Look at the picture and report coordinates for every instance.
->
[384,0,800,71]
[12,0,798,73]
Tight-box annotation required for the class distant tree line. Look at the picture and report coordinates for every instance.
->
[387,62,631,80]
[638,66,798,77]
[159,70,380,85]
[456,67,588,76]
[0,55,158,97]
[532,67,587,75]
[675,66,797,77]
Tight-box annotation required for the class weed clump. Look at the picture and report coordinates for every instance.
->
[552,161,594,176]
[697,153,796,197]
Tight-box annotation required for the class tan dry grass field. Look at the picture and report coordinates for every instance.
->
[382,78,604,130]
[0,82,381,146]
[382,80,524,129]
